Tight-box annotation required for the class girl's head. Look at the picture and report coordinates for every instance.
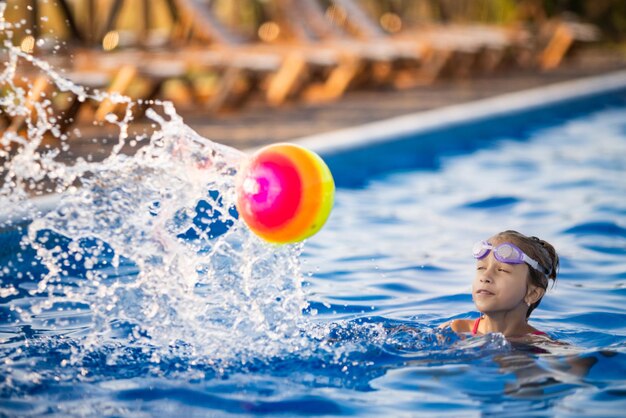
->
[472,230,559,319]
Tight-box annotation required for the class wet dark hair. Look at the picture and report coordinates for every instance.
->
[491,230,559,318]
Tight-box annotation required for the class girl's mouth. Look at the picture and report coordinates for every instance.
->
[475,289,495,296]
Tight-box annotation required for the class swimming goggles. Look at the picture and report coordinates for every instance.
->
[473,241,549,275]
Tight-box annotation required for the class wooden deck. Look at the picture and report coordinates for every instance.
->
[64,46,625,154]
[5,46,625,171]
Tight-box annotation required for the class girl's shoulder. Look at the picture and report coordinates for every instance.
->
[438,318,475,333]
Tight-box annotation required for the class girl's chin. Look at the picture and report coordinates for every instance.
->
[473,302,502,314]
[473,305,526,317]
[473,302,492,312]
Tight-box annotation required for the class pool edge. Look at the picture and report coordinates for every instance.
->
[292,69,626,156]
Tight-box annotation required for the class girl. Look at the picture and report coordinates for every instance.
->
[441,230,559,338]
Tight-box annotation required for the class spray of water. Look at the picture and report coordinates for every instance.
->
[0,5,313,367]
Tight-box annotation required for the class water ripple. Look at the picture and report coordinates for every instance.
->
[563,221,626,237]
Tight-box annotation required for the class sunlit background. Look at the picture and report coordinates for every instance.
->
[1,0,625,144]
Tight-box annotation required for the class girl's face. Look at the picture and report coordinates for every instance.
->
[472,240,530,315]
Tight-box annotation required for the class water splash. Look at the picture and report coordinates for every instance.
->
[0,8,311,367]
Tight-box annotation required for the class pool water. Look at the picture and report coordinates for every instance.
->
[2,90,626,416]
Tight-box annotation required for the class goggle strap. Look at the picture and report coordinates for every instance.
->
[519,253,550,276]
[524,255,550,276]
[522,254,540,272]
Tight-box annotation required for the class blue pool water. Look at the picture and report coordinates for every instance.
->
[2,86,626,417]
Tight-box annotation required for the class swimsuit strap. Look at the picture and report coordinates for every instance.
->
[472,316,481,335]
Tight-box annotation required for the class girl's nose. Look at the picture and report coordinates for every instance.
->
[479,270,493,283]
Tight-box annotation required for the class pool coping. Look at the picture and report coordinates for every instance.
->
[7,69,626,224]
[293,69,626,155]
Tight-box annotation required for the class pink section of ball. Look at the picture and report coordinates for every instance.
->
[238,154,302,230]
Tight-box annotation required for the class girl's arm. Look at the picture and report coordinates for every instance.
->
[438,319,472,333]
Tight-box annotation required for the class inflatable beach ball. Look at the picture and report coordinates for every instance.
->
[235,143,335,244]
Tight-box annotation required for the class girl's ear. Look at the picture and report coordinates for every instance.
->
[525,285,545,306]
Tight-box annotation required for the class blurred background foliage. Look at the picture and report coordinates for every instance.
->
[2,0,626,49]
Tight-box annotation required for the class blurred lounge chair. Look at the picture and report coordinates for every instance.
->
[171,0,364,106]
[271,0,431,99]
[331,0,525,85]
[539,20,599,70]
[5,75,51,136]
[4,70,111,138]
[49,0,281,114]
[82,0,352,110]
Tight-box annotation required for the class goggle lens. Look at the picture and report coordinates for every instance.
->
[494,243,522,263]
[472,241,489,259]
